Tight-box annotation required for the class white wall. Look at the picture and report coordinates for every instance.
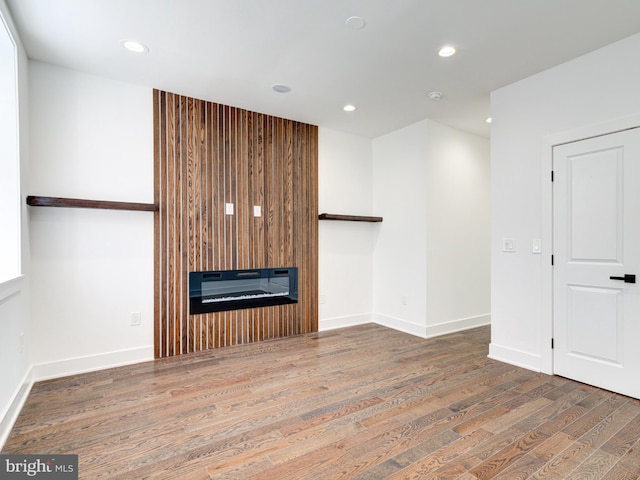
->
[28,61,154,379]
[372,120,429,335]
[372,119,490,337]
[490,32,640,373]
[318,128,376,330]
[0,0,31,447]
[319,121,490,337]
[425,120,490,333]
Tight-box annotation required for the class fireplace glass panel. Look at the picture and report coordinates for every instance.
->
[189,268,298,314]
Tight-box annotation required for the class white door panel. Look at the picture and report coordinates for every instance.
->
[567,147,622,263]
[553,128,640,398]
[567,285,622,365]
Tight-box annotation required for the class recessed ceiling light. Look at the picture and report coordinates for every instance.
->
[272,84,291,94]
[345,16,366,30]
[121,40,149,54]
[486,117,492,123]
[427,91,443,101]
[343,104,356,112]
[438,45,456,57]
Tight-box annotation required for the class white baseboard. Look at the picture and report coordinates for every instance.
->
[424,314,491,338]
[372,313,427,337]
[372,313,491,339]
[31,346,155,382]
[319,313,373,331]
[488,343,541,372]
[0,367,34,450]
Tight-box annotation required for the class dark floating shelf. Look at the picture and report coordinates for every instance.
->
[318,213,383,223]
[26,196,158,212]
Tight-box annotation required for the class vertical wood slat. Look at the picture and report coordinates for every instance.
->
[153,91,162,358]
[154,90,318,357]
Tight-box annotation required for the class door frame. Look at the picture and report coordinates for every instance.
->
[540,113,640,376]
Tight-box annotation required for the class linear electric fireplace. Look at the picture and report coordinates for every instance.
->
[189,267,298,314]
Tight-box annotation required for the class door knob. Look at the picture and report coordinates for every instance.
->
[609,274,636,284]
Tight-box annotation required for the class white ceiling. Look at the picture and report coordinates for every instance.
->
[7,0,640,138]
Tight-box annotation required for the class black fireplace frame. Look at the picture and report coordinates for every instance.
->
[189,267,298,314]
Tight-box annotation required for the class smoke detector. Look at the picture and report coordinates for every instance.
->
[427,91,443,101]
[272,84,291,94]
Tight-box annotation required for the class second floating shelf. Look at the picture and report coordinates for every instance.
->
[318,213,383,223]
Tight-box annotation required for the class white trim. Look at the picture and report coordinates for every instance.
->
[424,314,490,338]
[488,343,541,372]
[319,313,373,331]
[0,274,23,304]
[0,366,33,450]
[539,136,554,375]
[372,313,428,338]
[372,313,490,339]
[31,346,154,382]
[544,113,640,148]
[0,8,22,288]
[541,113,640,377]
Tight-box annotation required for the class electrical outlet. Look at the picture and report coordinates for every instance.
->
[130,312,142,326]
[319,294,326,304]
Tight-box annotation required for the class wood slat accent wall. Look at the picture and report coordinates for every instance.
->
[153,90,318,358]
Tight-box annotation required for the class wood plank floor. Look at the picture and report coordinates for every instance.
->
[3,324,640,479]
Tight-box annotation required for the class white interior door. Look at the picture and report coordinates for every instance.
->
[553,127,640,399]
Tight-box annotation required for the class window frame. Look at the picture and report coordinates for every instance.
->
[0,9,22,296]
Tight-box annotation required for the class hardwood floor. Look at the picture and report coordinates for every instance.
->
[3,324,640,479]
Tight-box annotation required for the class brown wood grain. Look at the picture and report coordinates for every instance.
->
[5,326,640,479]
[153,90,162,358]
[318,213,383,222]
[153,90,318,357]
[26,195,158,212]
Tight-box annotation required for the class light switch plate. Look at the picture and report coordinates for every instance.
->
[503,238,516,253]
[532,238,542,254]
[225,203,234,215]
[253,205,261,217]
